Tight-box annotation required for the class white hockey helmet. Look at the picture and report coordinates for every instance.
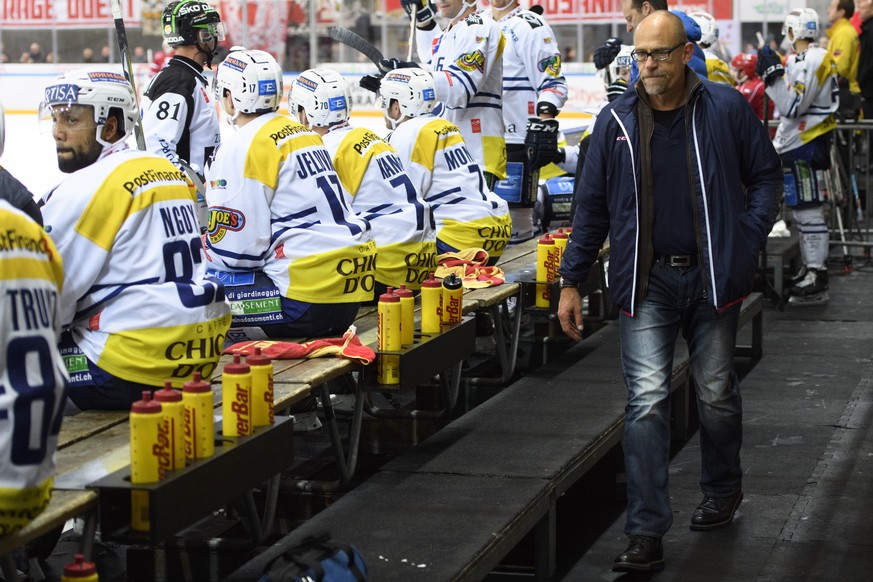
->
[607,45,634,85]
[689,11,719,47]
[288,68,352,128]
[379,68,437,119]
[783,8,819,45]
[39,67,138,145]
[214,49,283,123]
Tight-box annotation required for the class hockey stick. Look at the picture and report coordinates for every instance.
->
[110,0,146,150]
[406,16,416,61]
[328,26,385,67]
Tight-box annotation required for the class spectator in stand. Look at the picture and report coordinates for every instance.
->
[101,45,112,63]
[858,0,873,112]
[565,46,578,61]
[82,47,95,63]
[28,42,45,63]
[19,52,33,64]
[133,46,148,63]
[0,43,9,63]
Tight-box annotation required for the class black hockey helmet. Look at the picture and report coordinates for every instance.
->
[162,0,224,48]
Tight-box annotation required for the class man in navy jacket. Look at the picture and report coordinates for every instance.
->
[557,11,781,572]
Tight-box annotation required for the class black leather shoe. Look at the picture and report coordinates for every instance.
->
[612,535,664,572]
[690,490,743,531]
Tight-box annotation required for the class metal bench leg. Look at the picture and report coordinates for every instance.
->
[464,289,523,387]
[290,374,365,492]
[533,497,556,581]
[80,510,98,560]
[751,310,763,359]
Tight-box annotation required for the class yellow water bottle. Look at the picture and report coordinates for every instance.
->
[183,371,215,459]
[377,288,402,385]
[552,228,568,262]
[420,273,442,335]
[441,273,463,330]
[247,347,274,428]
[61,554,98,582]
[130,391,166,532]
[154,381,186,471]
[222,355,252,437]
[395,284,415,346]
[536,233,560,308]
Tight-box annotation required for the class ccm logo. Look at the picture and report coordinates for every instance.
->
[616,136,627,141]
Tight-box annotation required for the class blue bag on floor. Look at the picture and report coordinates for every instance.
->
[258,533,367,581]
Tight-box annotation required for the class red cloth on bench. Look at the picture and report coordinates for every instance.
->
[434,248,504,288]
[223,325,375,365]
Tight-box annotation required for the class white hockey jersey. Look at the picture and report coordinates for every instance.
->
[766,46,839,154]
[387,115,511,260]
[204,113,377,303]
[0,202,67,535]
[320,125,437,290]
[41,145,231,388]
[141,56,221,174]
[415,13,507,179]
[481,6,568,145]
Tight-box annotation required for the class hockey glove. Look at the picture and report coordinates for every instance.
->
[359,74,383,93]
[377,58,421,75]
[525,118,561,169]
[756,47,784,86]
[593,37,622,70]
[401,0,437,29]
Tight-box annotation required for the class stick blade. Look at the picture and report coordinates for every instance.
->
[328,26,384,66]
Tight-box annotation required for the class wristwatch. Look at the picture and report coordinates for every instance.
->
[559,277,578,289]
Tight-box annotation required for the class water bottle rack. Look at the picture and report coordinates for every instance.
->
[368,315,476,392]
[88,415,295,545]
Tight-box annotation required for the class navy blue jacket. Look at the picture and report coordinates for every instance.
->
[559,69,782,313]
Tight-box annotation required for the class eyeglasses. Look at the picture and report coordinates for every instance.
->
[630,42,686,63]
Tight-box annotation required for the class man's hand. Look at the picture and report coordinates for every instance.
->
[593,37,622,70]
[756,46,784,86]
[377,58,420,75]
[400,0,437,28]
[360,74,382,93]
[557,287,584,342]
[525,118,561,169]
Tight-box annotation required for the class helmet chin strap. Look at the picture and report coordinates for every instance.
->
[448,0,477,26]
[221,100,240,127]
[198,39,218,68]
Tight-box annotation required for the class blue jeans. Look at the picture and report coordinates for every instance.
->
[619,262,743,538]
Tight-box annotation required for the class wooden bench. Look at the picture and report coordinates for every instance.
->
[225,293,762,581]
